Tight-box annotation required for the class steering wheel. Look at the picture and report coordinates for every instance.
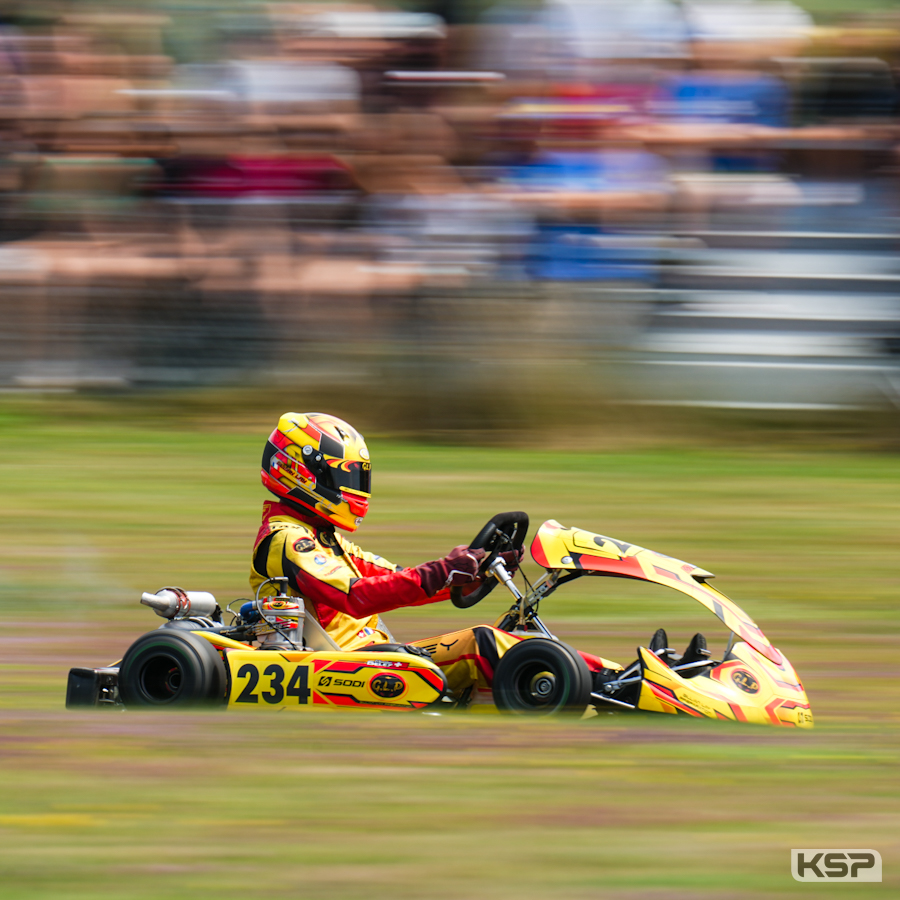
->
[450,511,529,609]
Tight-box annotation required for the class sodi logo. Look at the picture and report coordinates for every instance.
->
[791,849,882,882]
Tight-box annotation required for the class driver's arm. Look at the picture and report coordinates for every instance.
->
[267,532,483,619]
[339,535,483,593]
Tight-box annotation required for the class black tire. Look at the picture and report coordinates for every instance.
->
[118,630,226,708]
[492,638,592,716]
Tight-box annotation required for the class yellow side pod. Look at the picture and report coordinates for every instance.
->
[221,649,446,712]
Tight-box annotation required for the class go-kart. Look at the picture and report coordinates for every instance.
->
[66,512,812,728]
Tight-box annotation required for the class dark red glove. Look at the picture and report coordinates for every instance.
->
[498,547,525,572]
[415,545,486,597]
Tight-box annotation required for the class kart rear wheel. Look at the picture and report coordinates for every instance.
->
[492,638,591,716]
[119,630,226,708]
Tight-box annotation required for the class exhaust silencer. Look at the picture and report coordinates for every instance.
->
[140,587,219,619]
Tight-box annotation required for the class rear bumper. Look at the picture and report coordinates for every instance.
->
[66,667,120,708]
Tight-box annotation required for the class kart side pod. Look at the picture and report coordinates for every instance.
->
[66,634,449,712]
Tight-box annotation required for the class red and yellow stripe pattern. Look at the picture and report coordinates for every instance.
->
[531,519,781,664]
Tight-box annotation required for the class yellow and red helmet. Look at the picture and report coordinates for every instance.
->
[261,412,371,531]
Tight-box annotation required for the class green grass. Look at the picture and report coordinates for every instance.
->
[796,0,899,18]
[1,399,897,897]
[0,712,896,900]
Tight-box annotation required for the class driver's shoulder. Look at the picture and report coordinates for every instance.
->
[336,533,398,570]
[256,513,316,554]
[262,502,317,536]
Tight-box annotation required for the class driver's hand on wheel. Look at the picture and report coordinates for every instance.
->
[416,545,486,597]
[498,547,525,573]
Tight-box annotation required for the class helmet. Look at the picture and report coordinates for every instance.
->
[261,412,371,531]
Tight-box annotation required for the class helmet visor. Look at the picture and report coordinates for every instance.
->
[328,460,371,495]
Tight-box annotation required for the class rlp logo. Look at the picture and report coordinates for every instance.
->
[791,849,882,882]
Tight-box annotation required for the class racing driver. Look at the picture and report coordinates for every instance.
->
[251,412,522,702]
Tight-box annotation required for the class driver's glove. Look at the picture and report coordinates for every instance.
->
[415,545,486,597]
[498,547,525,573]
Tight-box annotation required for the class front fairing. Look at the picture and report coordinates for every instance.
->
[531,519,782,665]
[529,519,811,728]
[637,643,813,728]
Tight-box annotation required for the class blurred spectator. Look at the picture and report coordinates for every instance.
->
[0,0,895,415]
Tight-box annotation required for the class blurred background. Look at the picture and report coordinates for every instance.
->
[0,0,898,424]
[1,3,899,898]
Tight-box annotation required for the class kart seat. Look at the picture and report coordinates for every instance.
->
[671,633,712,678]
[648,629,712,678]
[648,628,678,663]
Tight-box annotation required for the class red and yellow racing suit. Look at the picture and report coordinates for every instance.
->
[250,501,521,697]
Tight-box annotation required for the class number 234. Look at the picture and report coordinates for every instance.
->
[235,663,310,705]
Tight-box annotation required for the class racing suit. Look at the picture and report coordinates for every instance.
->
[250,500,521,698]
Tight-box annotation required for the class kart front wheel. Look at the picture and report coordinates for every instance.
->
[493,638,592,716]
[119,630,226,708]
